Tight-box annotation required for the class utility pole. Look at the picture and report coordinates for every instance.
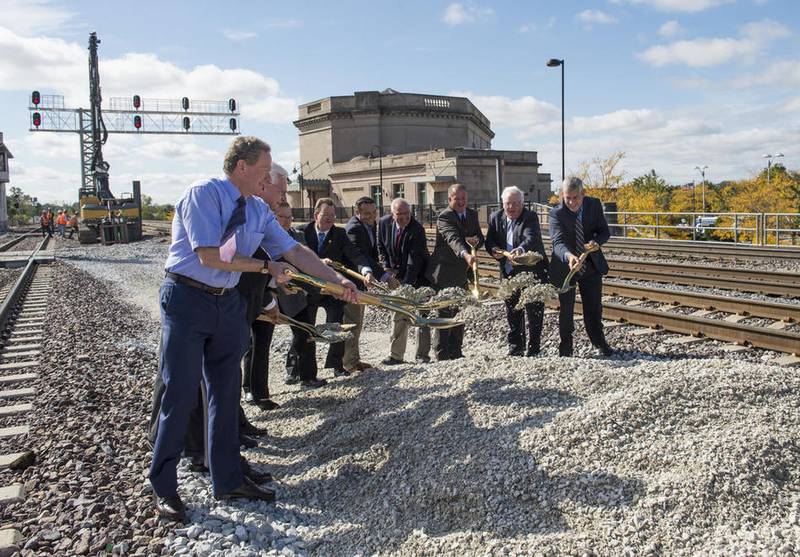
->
[694,165,708,214]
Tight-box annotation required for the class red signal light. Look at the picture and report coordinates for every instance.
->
[133,115,142,129]
[32,112,41,128]
[31,91,40,105]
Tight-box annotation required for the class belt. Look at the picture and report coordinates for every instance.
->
[165,272,233,296]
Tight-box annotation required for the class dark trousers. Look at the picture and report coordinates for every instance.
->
[242,320,274,400]
[505,292,544,356]
[286,306,318,381]
[434,306,465,360]
[306,296,345,371]
[557,271,606,353]
[149,280,249,497]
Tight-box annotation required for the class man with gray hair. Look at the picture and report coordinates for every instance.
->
[377,197,431,364]
[485,186,549,356]
[548,176,613,357]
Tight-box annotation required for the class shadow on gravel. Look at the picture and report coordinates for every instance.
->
[251,368,645,552]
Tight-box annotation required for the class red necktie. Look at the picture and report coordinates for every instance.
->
[395,227,403,252]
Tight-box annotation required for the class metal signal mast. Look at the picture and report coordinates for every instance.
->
[28,31,240,197]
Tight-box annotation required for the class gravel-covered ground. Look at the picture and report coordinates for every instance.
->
[6,238,794,556]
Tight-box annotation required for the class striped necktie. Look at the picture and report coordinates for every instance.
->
[574,210,586,276]
[221,196,246,243]
[317,231,326,254]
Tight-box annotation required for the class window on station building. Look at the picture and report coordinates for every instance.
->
[370,184,383,208]
[392,182,405,199]
[416,183,427,206]
[0,153,5,172]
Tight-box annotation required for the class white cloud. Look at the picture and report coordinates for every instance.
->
[576,10,618,25]
[264,19,302,29]
[638,19,790,67]
[573,109,663,133]
[0,0,75,35]
[734,59,800,88]
[442,3,494,26]
[658,20,684,37]
[610,0,733,12]
[781,97,800,112]
[221,29,258,41]
[518,23,536,34]
[451,91,560,129]
[0,27,299,124]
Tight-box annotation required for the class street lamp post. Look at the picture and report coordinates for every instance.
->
[694,165,708,215]
[292,160,306,208]
[763,153,784,185]
[369,145,383,207]
[547,58,565,183]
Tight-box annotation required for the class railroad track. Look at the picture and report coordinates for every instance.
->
[0,236,52,548]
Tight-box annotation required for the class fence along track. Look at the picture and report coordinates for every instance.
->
[0,236,52,553]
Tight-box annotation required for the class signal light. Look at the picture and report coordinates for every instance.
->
[181,97,189,111]
[229,118,237,131]
[32,91,41,106]
[32,112,41,128]
[133,95,141,109]
[182,116,190,130]
[228,98,236,112]
[133,115,142,129]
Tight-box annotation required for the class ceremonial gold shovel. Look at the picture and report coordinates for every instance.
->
[285,270,464,329]
[257,311,355,343]
[466,237,482,299]
[326,260,391,293]
[558,243,600,294]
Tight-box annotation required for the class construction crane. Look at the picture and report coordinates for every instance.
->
[29,31,240,244]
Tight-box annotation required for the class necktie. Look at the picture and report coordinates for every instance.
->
[459,213,466,225]
[221,196,246,243]
[317,231,326,254]
[574,211,586,276]
[395,227,403,253]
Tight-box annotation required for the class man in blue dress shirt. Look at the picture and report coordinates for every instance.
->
[150,136,357,521]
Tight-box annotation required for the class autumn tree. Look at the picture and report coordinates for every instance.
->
[572,151,626,203]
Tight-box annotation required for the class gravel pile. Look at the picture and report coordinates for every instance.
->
[19,238,796,556]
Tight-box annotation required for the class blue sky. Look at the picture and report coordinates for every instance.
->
[1,0,798,203]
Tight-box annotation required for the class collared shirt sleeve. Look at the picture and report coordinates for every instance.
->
[259,212,298,260]
[181,185,224,251]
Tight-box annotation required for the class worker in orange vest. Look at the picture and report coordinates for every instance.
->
[56,211,68,237]
[40,211,52,238]
[67,213,79,239]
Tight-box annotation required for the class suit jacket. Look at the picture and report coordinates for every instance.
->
[484,208,549,280]
[377,214,429,287]
[302,222,371,304]
[548,196,610,287]
[237,247,274,324]
[426,206,485,288]
[275,227,308,318]
[345,215,381,291]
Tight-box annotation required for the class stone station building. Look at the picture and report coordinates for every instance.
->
[290,89,551,215]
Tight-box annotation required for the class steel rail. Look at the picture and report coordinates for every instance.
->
[0,234,35,252]
[0,236,49,336]
[608,259,797,285]
[602,281,800,322]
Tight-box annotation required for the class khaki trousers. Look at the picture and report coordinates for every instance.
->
[390,312,431,361]
[342,303,364,367]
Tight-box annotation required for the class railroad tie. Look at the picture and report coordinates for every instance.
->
[771,355,800,367]
[665,335,708,346]
[723,314,747,324]
[630,327,660,336]
[767,321,788,330]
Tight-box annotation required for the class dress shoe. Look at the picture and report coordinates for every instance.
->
[215,477,276,502]
[154,493,186,522]
[284,374,299,385]
[381,357,404,366]
[597,344,616,357]
[508,349,523,357]
[343,364,361,373]
[333,368,351,377]
[239,433,259,449]
[240,422,268,436]
[241,459,273,484]
[415,356,431,363]
[356,361,375,371]
[526,348,540,357]
[248,398,280,411]
[301,378,327,389]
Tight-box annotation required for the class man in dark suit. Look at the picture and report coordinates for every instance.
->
[302,197,375,377]
[426,183,484,361]
[549,177,614,357]
[485,186,549,357]
[342,196,380,372]
[377,198,431,364]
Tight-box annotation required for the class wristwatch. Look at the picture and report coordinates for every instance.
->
[260,260,270,274]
